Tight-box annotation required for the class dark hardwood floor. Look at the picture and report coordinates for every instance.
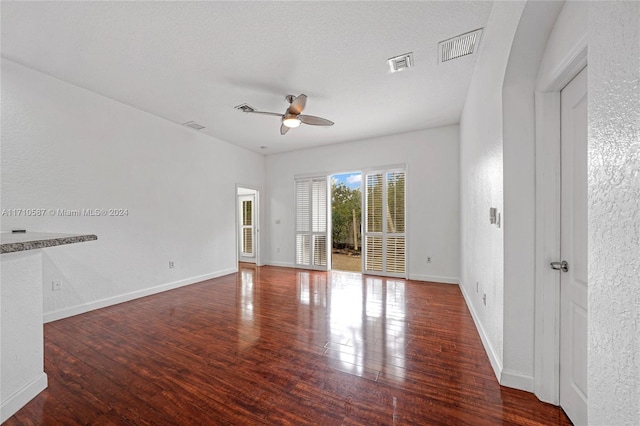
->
[6,265,571,425]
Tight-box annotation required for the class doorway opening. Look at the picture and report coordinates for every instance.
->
[237,186,259,266]
[533,41,587,409]
[330,172,362,272]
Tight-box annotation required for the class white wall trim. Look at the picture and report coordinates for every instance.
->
[0,372,47,423]
[501,369,534,392]
[266,261,295,268]
[262,264,460,286]
[534,40,587,405]
[43,269,237,323]
[236,183,264,266]
[538,33,588,92]
[408,274,459,285]
[459,282,503,381]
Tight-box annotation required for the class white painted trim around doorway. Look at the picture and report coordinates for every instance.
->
[533,38,587,405]
[236,184,263,267]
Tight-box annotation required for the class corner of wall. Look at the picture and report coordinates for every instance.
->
[0,373,47,423]
[459,0,527,386]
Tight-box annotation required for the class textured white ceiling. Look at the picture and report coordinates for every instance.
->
[1,1,493,154]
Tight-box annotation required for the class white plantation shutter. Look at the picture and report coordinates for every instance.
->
[365,173,384,271]
[242,228,253,254]
[364,169,406,277]
[296,234,311,265]
[296,181,310,232]
[386,171,405,274]
[386,237,406,273]
[365,236,383,271]
[367,173,383,233]
[239,195,255,259]
[313,235,327,266]
[242,199,253,255]
[295,177,328,270]
[312,180,326,232]
[387,171,405,233]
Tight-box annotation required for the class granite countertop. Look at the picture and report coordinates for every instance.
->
[0,232,97,254]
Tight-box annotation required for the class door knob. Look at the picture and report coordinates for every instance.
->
[550,260,569,272]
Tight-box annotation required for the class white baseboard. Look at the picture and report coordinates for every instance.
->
[43,268,237,323]
[0,372,47,423]
[408,274,459,284]
[501,369,534,392]
[266,261,295,268]
[262,266,459,286]
[458,282,503,381]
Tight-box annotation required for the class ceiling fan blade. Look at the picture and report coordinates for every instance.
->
[280,123,290,135]
[299,115,334,126]
[247,110,284,117]
[288,94,307,115]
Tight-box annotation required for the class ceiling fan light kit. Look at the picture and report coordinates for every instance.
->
[282,113,301,128]
[236,94,334,135]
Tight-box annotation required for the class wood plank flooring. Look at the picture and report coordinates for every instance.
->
[5,265,571,425]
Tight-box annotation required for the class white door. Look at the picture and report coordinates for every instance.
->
[363,170,406,277]
[239,194,256,263]
[559,66,587,425]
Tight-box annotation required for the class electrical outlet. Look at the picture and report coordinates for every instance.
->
[52,280,62,291]
[483,293,487,306]
[169,261,175,269]
[476,281,479,293]
[426,256,432,263]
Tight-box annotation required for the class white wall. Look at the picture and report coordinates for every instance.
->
[458,1,525,379]
[587,2,640,424]
[265,125,459,284]
[1,251,48,422]
[1,59,266,321]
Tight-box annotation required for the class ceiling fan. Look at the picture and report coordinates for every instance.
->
[236,94,334,135]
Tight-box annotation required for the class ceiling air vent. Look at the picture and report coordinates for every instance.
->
[183,121,206,131]
[388,52,414,73]
[235,103,256,113]
[439,28,483,63]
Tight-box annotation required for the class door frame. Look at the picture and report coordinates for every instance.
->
[533,38,587,404]
[238,193,256,263]
[236,184,262,266]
